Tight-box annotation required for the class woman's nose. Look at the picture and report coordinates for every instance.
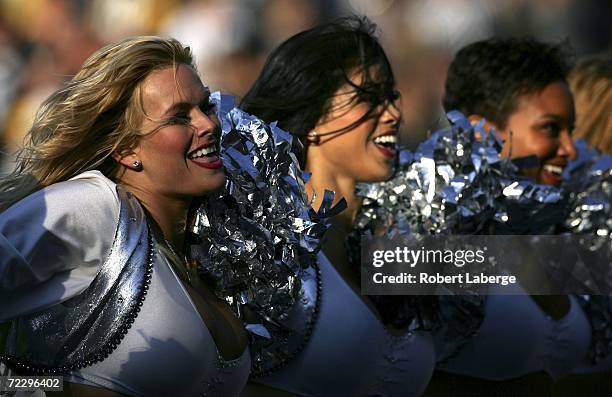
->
[558,130,577,161]
[381,100,401,125]
[192,108,218,136]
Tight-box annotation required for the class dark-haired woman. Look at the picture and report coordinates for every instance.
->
[422,37,591,396]
[239,17,435,396]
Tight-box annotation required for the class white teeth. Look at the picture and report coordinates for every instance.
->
[543,164,563,175]
[188,145,216,159]
[373,135,397,145]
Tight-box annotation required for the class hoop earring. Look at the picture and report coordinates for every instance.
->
[132,160,142,170]
[306,130,320,144]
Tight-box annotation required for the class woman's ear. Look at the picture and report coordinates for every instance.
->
[112,149,143,171]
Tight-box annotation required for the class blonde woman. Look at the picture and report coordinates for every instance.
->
[555,49,612,397]
[0,36,249,396]
[568,53,612,154]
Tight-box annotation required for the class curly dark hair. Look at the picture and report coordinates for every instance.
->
[240,16,396,165]
[443,37,573,129]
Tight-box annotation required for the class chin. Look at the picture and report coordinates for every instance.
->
[194,174,227,196]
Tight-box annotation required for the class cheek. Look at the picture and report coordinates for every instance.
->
[334,127,373,156]
[352,120,377,146]
[525,134,558,160]
[505,133,558,162]
[143,131,189,159]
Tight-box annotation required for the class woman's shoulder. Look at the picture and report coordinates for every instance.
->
[2,170,120,229]
[0,170,121,319]
[35,170,117,210]
[0,170,121,266]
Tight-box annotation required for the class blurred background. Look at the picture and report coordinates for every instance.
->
[0,0,610,174]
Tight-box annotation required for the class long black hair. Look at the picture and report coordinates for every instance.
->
[242,16,412,327]
[241,16,397,165]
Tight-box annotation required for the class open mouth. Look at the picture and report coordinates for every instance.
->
[542,164,563,176]
[373,134,398,158]
[187,143,222,169]
[540,163,565,185]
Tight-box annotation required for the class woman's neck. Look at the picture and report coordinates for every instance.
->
[304,164,360,230]
[119,182,190,252]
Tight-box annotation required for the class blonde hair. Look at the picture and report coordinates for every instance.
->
[568,53,612,154]
[0,36,195,211]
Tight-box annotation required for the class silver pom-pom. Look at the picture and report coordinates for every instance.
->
[189,93,344,375]
[353,111,575,361]
[563,140,612,364]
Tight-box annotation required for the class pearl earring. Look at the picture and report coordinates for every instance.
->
[306,131,320,144]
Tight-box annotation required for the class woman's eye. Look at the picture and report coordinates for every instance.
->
[201,101,217,114]
[354,90,375,104]
[388,89,401,102]
[542,123,561,137]
[168,112,191,125]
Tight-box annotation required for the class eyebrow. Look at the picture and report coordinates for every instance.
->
[538,113,574,122]
[536,114,576,131]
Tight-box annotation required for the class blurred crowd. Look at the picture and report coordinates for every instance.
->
[0,0,610,174]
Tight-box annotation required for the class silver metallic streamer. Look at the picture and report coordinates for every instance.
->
[562,140,612,364]
[352,112,498,360]
[352,111,587,361]
[189,93,343,376]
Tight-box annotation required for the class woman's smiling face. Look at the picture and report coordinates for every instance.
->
[132,63,225,198]
[307,69,402,184]
[499,81,577,185]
